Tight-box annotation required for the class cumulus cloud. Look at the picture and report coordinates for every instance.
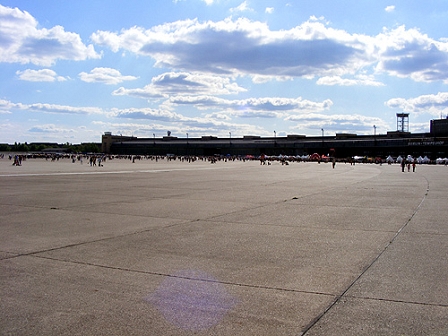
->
[79,67,138,85]
[110,95,334,133]
[168,96,333,114]
[112,107,267,137]
[113,72,246,98]
[0,4,100,66]
[91,17,372,79]
[28,124,75,133]
[287,113,388,134]
[93,118,266,138]
[0,99,21,111]
[1,99,108,115]
[385,6,395,13]
[115,108,187,122]
[265,7,274,14]
[376,26,448,83]
[16,69,67,82]
[316,74,384,86]
[27,103,106,115]
[91,17,448,84]
[386,92,448,116]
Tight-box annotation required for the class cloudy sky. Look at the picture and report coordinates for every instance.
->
[1,0,448,144]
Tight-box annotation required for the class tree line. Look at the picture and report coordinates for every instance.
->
[0,142,101,153]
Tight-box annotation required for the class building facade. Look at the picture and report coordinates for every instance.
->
[102,119,448,159]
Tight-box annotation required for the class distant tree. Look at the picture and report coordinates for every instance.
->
[79,143,100,153]
[0,144,11,151]
[29,144,47,152]
[62,142,76,153]
[61,142,101,154]
[13,142,30,152]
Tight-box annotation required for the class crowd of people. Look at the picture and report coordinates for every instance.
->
[11,154,25,166]
[2,152,448,169]
[3,153,247,166]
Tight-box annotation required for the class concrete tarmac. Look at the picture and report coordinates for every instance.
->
[1,157,447,335]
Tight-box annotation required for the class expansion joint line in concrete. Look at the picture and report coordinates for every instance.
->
[344,295,448,308]
[299,176,431,336]
[0,220,190,261]
[30,253,337,299]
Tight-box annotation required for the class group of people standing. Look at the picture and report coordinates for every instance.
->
[10,154,23,166]
[401,160,416,172]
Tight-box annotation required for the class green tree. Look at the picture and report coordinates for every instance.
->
[79,143,101,153]
[13,142,30,152]
[0,144,11,151]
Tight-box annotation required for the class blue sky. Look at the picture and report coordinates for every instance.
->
[1,0,448,144]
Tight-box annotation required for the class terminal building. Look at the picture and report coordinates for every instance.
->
[102,116,448,159]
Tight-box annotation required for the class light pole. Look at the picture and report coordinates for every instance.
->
[274,130,277,149]
[373,125,377,157]
[321,128,325,152]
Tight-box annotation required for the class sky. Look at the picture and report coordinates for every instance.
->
[1,0,448,144]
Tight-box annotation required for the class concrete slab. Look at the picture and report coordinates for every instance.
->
[1,159,447,335]
[304,297,448,336]
[346,232,448,305]
[35,219,393,295]
[0,208,186,254]
[1,256,333,336]
[213,202,415,232]
[74,197,258,221]
[402,207,448,234]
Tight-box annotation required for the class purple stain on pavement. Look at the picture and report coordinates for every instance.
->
[145,269,238,331]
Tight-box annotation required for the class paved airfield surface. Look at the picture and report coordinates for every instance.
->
[1,157,447,335]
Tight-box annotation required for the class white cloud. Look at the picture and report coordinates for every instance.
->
[265,7,274,14]
[316,75,384,86]
[0,99,21,111]
[386,92,448,116]
[230,1,253,13]
[0,4,100,66]
[287,113,388,134]
[251,75,292,83]
[28,124,75,134]
[27,103,107,115]
[113,72,246,98]
[1,99,108,115]
[91,17,373,79]
[375,26,448,83]
[79,67,138,85]
[110,108,268,137]
[16,69,67,82]
[168,96,333,115]
[115,108,187,122]
[108,94,334,131]
[92,17,448,85]
[385,6,395,13]
[93,118,266,138]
